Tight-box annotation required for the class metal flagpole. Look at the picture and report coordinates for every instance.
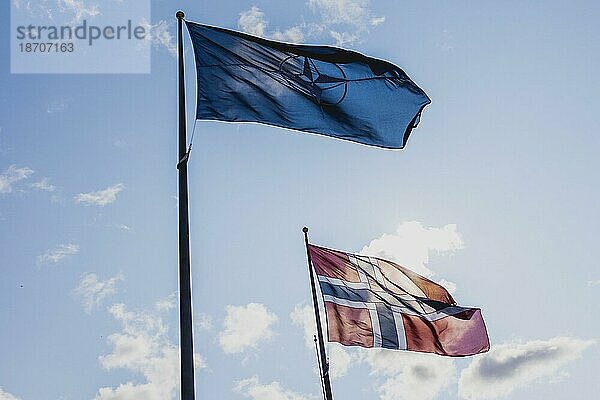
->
[303,227,334,400]
[176,10,196,400]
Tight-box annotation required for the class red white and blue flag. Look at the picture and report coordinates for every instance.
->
[309,244,490,356]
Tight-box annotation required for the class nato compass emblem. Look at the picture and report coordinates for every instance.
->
[279,55,348,106]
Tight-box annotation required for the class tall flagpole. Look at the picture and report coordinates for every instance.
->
[303,227,334,400]
[176,10,196,400]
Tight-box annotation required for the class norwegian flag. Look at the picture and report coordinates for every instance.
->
[309,244,490,356]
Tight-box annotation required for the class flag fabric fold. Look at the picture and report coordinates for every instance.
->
[185,21,431,149]
[308,244,490,356]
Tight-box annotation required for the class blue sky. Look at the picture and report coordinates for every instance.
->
[1,1,599,400]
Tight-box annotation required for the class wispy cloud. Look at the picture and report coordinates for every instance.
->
[238,7,305,43]
[0,165,34,194]
[0,387,22,400]
[587,279,600,286]
[74,272,124,313]
[57,0,100,22]
[238,7,267,37]
[233,376,309,400]
[309,0,384,45]
[75,183,125,206]
[459,337,596,399]
[31,177,56,192]
[13,0,55,20]
[219,303,278,354]
[37,243,79,265]
[14,0,100,23]
[141,19,177,56]
[238,0,384,45]
[309,0,382,26]
[95,301,205,400]
[361,221,464,280]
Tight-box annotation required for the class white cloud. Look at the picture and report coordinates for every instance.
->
[587,279,600,286]
[13,0,55,20]
[141,19,177,56]
[0,387,22,400]
[238,7,267,38]
[290,303,354,379]
[219,303,278,354]
[271,26,305,44]
[233,376,309,400]
[459,337,596,399]
[238,7,305,43]
[74,272,123,313]
[95,302,205,400]
[32,177,56,192]
[310,0,384,45]
[37,243,79,265]
[0,165,34,193]
[75,183,125,206]
[58,0,100,22]
[363,349,456,400]
[361,221,464,277]
[328,31,359,46]
[237,1,383,45]
[309,0,380,27]
[15,0,99,22]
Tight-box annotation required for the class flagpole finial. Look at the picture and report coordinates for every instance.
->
[303,227,309,233]
[176,11,185,19]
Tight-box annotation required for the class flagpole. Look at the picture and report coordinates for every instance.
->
[303,227,334,400]
[176,10,196,400]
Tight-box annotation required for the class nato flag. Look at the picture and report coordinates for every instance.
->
[185,21,431,149]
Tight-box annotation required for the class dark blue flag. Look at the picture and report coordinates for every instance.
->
[185,21,431,149]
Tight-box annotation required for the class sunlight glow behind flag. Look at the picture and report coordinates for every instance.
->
[308,244,490,356]
[185,21,431,149]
